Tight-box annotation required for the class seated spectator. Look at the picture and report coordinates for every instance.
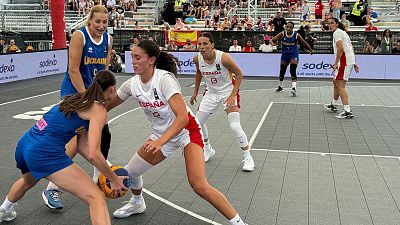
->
[116,7,125,27]
[166,41,179,51]
[287,0,298,17]
[369,7,379,23]
[109,7,119,27]
[182,38,197,51]
[380,29,393,53]
[106,0,116,10]
[219,17,230,30]
[371,39,382,53]
[6,39,21,53]
[259,35,277,52]
[26,46,34,52]
[230,14,239,28]
[133,21,142,30]
[365,21,378,32]
[109,49,122,73]
[242,40,255,52]
[363,40,373,53]
[305,30,317,49]
[340,14,350,31]
[392,40,400,54]
[300,0,310,24]
[174,18,185,30]
[320,14,330,31]
[245,21,254,31]
[229,39,242,52]
[78,0,87,15]
[212,9,220,27]
[0,37,5,54]
[199,1,209,19]
[260,0,267,8]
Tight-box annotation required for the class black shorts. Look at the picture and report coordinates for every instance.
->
[315,14,322,19]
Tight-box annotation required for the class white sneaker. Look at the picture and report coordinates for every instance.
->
[203,144,216,162]
[113,199,146,218]
[0,207,16,222]
[242,157,255,172]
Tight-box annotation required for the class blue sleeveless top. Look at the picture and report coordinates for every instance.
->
[26,105,89,150]
[60,26,109,98]
[281,31,298,54]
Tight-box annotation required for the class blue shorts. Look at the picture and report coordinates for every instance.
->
[15,133,73,180]
[281,52,299,64]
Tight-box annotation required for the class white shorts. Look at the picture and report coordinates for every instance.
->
[334,64,353,81]
[198,90,241,113]
[150,133,189,157]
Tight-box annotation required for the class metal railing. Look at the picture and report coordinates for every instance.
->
[25,40,53,51]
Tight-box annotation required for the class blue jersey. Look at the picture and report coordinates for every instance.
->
[281,31,299,55]
[15,105,90,179]
[61,26,109,98]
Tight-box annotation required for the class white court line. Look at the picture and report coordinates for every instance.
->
[0,90,60,106]
[249,102,274,148]
[251,148,400,160]
[274,101,400,108]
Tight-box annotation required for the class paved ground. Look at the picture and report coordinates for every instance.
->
[1,74,400,225]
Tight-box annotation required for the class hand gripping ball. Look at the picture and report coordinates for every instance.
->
[98,165,130,199]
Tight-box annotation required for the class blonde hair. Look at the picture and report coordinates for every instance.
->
[86,5,108,26]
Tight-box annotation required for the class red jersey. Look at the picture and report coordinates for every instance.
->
[315,1,324,15]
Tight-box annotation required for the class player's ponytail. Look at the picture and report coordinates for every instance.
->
[137,40,179,76]
[59,70,116,117]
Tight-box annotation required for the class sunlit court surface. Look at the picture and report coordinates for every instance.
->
[2,73,400,225]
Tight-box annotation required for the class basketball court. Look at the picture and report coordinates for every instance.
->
[2,74,400,225]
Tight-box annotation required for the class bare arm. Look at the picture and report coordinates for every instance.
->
[143,94,189,153]
[297,34,313,53]
[221,52,243,99]
[68,31,86,93]
[106,94,125,111]
[190,55,203,105]
[271,32,283,45]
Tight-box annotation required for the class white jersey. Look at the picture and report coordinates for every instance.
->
[197,50,234,93]
[333,28,355,65]
[117,69,187,141]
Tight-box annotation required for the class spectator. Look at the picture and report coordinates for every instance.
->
[369,7,378,23]
[182,38,197,51]
[26,45,34,52]
[328,0,334,18]
[109,7,119,27]
[259,35,277,52]
[305,25,317,49]
[320,13,330,31]
[272,11,287,34]
[174,0,184,19]
[166,40,179,50]
[78,0,86,15]
[267,14,274,31]
[392,40,400,54]
[219,17,230,30]
[371,39,382,53]
[365,21,378,32]
[115,7,125,27]
[109,49,122,72]
[242,40,255,52]
[340,14,350,31]
[212,9,220,27]
[133,21,142,30]
[300,0,310,24]
[0,37,5,54]
[229,39,242,52]
[380,29,393,53]
[106,0,116,10]
[230,14,239,28]
[174,18,185,30]
[363,40,373,53]
[333,0,342,19]
[199,1,208,19]
[287,0,298,17]
[6,39,21,53]
[130,37,140,49]
[350,0,364,26]
[314,0,324,25]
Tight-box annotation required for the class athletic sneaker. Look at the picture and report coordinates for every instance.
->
[204,144,216,162]
[335,110,354,119]
[242,157,255,172]
[113,198,146,218]
[42,189,64,209]
[0,207,16,222]
[290,87,297,97]
[324,103,338,112]
[276,86,284,92]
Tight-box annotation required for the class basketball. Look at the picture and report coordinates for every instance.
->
[98,165,130,199]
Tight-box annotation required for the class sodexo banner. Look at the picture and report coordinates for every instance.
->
[0,49,68,84]
[124,51,399,80]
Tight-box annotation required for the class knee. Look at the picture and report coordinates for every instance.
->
[86,188,106,206]
[188,179,210,198]
[22,180,36,191]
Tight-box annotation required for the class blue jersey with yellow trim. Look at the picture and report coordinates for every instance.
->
[281,31,298,55]
[60,26,109,98]
[26,105,89,151]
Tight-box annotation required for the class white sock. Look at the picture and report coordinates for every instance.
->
[344,105,350,112]
[242,149,252,159]
[130,193,143,204]
[279,81,283,87]
[93,167,100,183]
[1,197,14,212]
[332,99,338,106]
[46,182,60,191]
[229,213,245,225]
[291,81,297,88]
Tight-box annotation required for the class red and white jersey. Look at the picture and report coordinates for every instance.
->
[198,50,235,93]
[333,28,356,65]
[117,69,188,141]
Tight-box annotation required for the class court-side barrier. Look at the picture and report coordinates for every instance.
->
[125,51,400,80]
[0,49,67,84]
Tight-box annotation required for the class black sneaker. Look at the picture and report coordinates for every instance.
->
[276,86,283,92]
[335,110,354,119]
[290,87,297,97]
[323,103,338,112]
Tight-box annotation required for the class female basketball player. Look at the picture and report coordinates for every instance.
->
[107,40,248,225]
[271,21,313,96]
[43,5,113,209]
[0,71,127,225]
[323,18,359,119]
[189,32,255,171]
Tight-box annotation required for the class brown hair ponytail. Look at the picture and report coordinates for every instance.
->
[59,70,116,117]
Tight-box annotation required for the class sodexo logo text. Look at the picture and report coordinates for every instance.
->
[178,59,195,68]
[302,61,332,70]
[0,58,16,74]
[39,54,58,68]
